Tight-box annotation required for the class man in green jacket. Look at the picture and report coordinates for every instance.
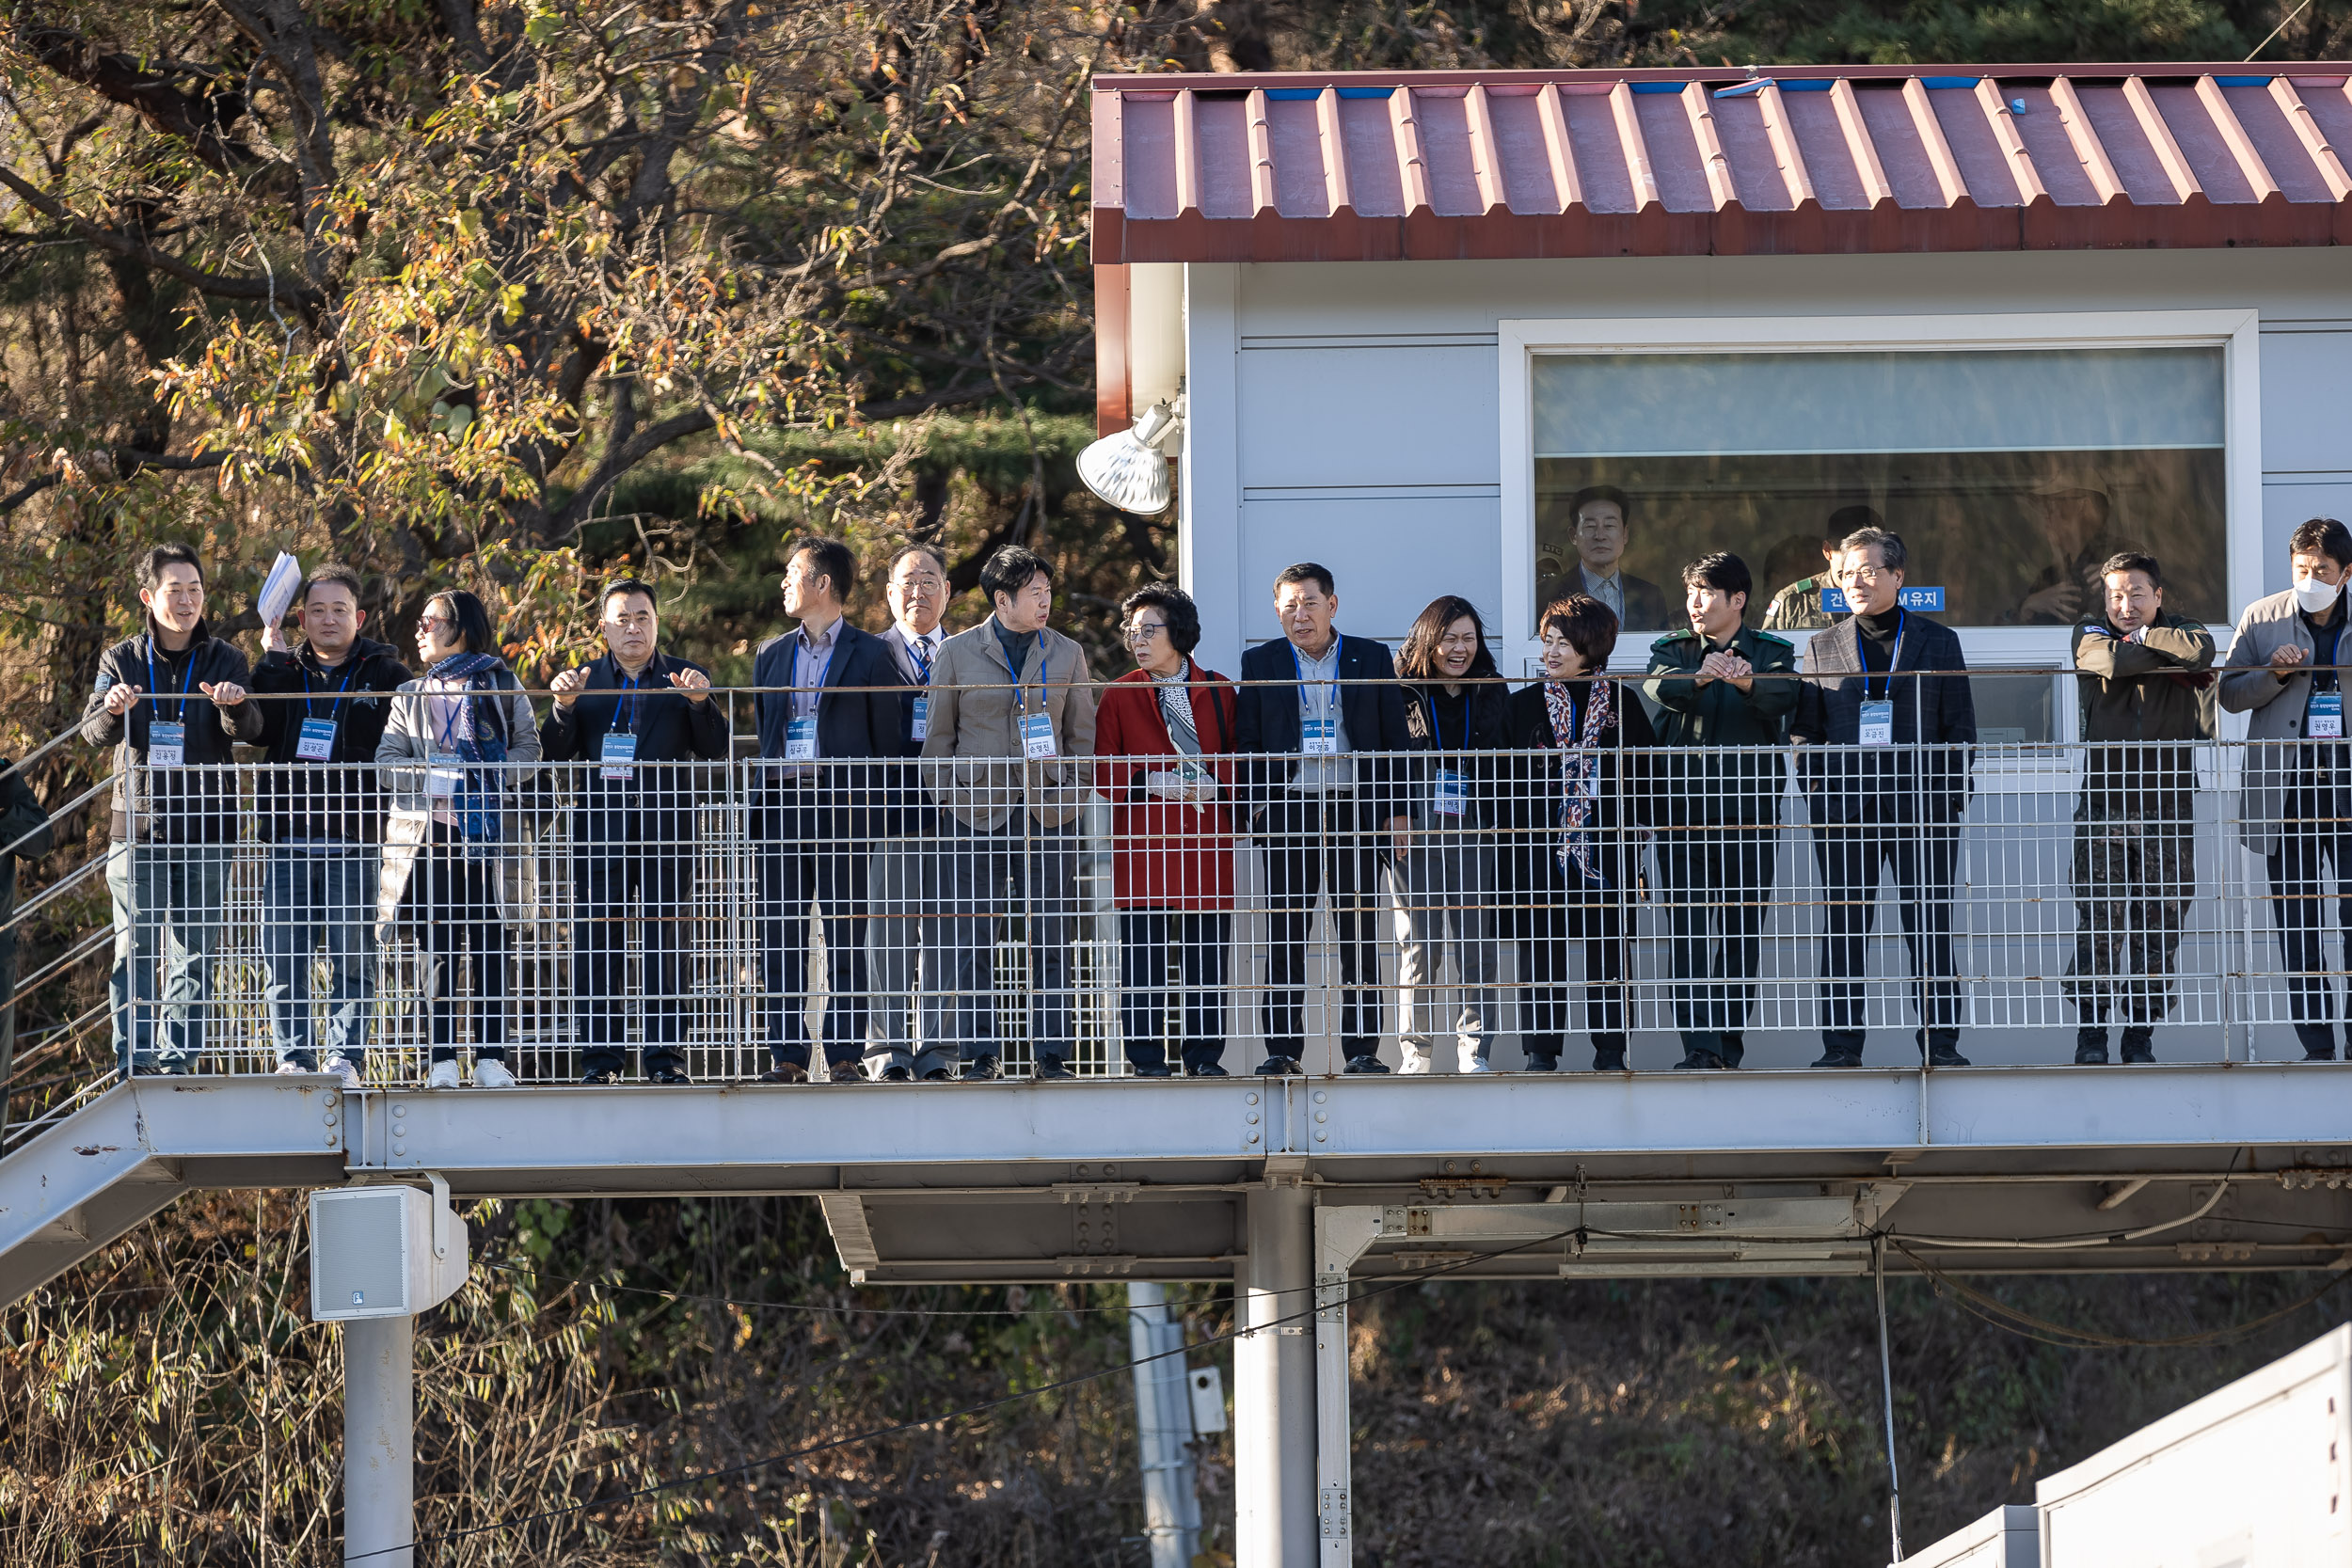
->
[0,757,56,1132]
[2068,549,2215,1064]
[1644,552,1799,1069]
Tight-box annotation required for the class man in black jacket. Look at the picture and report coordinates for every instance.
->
[543,578,730,1084]
[1791,527,1978,1069]
[1234,562,1412,1074]
[250,563,410,1086]
[82,543,264,1074]
[750,537,909,1083]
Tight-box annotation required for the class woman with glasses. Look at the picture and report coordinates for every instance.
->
[1501,595,1654,1071]
[375,589,542,1087]
[1391,595,1510,1073]
[1094,585,1239,1077]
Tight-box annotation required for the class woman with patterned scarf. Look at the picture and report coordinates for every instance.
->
[1499,594,1653,1071]
[375,589,543,1088]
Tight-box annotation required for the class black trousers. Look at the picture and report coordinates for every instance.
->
[757,800,870,1069]
[1120,910,1231,1073]
[1657,821,1774,1046]
[574,820,695,1077]
[1810,815,1961,1051]
[416,827,507,1063]
[1502,848,1629,1060]
[1258,796,1385,1062]
[2266,787,2352,1053]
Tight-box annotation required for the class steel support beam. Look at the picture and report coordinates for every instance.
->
[1128,1282,1202,1568]
[343,1314,414,1568]
[1238,1180,1316,1567]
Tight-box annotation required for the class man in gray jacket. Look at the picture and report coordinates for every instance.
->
[2222,516,2352,1060]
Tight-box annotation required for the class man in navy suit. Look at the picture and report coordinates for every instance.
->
[1234,562,1412,1074]
[1790,527,1977,1069]
[753,537,910,1082]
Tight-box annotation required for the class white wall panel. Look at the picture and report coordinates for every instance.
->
[1238,491,1502,645]
[2257,325,2352,477]
[1236,343,1498,490]
[2263,476,2352,594]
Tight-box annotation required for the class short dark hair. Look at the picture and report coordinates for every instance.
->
[887,542,947,578]
[302,563,364,606]
[599,576,658,614]
[1826,504,1883,537]
[1680,551,1752,600]
[1839,526,1907,575]
[790,536,859,602]
[1273,562,1335,598]
[980,545,1052,605]
[136,543,204,592]
[424,589,497,657]
[2099,551,2163,592]
[1570,486,1631,529]
[2291,518,2352,568]
[1398,595,1499,683]
[1121,582,1201,656]
[1539,594,1619,670]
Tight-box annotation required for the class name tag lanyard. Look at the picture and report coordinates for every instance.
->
[909,640,932,741]
[144,638,199,726]
[602,668,645,779]
[2312,622,2345,741]
[296,658,358,762]
[1011,643,1057,759]
[1429,696,1466,816]
[1859,610,1908,747]
[1294,642,1341,754]
[143,637,199,768]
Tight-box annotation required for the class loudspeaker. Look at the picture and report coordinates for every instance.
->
[310,1182,470,1321]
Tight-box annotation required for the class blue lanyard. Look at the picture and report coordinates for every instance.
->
[2318,620,2345,694]
[612,668,643,735]
[435,681,472,754]
[1426,689,1451,755]
[996,633,1047,714]
[1292,641,1338,721]
[1865,611,1908,704]
[302,657,358,721]
[147,634,199,728]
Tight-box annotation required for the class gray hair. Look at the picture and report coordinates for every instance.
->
[1837,526,1906,575]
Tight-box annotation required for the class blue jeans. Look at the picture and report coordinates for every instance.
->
[106,840,230,1073]
[262,845,378,1069]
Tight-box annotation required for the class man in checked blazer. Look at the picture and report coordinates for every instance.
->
[1790,526,1977,1069]
[1234,562,1414,1075]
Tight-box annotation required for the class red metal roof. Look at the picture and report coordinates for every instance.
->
[1090,65,2352,262]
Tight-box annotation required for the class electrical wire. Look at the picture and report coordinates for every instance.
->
[1893,1241,2352,1352]
[348,1222,1584,1561]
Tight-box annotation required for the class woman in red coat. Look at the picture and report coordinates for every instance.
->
[1096,585,1239,1077]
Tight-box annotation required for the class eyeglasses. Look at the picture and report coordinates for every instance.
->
[1125,623,1170,643]
[1846,564,1888,583]
[419,614,453,630]
[894,575,946,593]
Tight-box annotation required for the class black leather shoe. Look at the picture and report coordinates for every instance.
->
[961,1055,1003,1081]
[1926,1044,1971,1069]
[1342,1056,1390,1075]
[920,1067,954,1082]
[759,1062,810,1084]
[2304,1047,2339,1062]
[1185,1063,1230,1078]
[1032,1056,1074,1081]
[1522,1053,1559,1072]
[581,1069,620,1085]
[1130,1064,1174,1078]
[1811,1049,1864,1069]
[1673,1050,1724,1070]
[649,1067,692,1085]
[2120,1035,2156,1065]
[2074,1042,2109,1065]
[1719,1032,1745,1069]
[880,1065,915,1082]
[1591,1049,1628,1072]
[1256,1055,1301,1076]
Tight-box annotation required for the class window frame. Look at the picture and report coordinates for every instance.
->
[1496,309,2263,716]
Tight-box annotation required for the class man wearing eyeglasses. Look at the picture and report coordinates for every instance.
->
[542,578,729,1085]
[82,543,263,1075]
[866,543,957,1081]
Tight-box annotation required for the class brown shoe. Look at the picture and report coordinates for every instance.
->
[759,1061,810,1084]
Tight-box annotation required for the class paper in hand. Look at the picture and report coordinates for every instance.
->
[257,551,304,628]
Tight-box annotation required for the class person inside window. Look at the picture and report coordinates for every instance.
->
[1538,487,1669,634]
[2012,485,2133,625]
[1762,505,1875,632]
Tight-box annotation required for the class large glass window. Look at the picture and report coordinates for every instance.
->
[1531,345,2228,638]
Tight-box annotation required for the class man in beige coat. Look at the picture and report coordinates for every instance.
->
[921,545,1096,1079]
[2221,516,2352,1061]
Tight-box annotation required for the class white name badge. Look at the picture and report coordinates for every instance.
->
[600,731,638,781]
[1433,768,1466,816]
[786,716,818,762]
[2313,691,2345,740]
[1859,700,1896,748]
[148,721,185,768]
[1019,711,1058,760]
[295,718,337,762]
[909,695,930,743]
[1302,717,1338,756]
[427,752,465,798]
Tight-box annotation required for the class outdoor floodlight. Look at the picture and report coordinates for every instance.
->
[1077,396,1183,515]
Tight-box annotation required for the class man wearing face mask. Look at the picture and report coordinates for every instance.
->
[2222,517,2352,1060]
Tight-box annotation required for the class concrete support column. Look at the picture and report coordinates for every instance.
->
[343,1314,415,1568]
[1237,1180,1316,1568]
[1129,1281,1203,1568]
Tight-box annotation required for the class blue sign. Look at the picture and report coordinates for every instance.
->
[1820,586,1944,614]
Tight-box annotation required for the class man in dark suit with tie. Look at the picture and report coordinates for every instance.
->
[1790,526,1978,1069]
[753,536,909,1083]
[1234,562,1413,1074]
[866,543,955,1080]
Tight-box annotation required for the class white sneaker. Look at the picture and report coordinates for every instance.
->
[426,1060,461,1089]
[474,1058,517,1089]
[1457,1053,1493,1075]
[276,1059,310,1076]
[323,1055,365,1091]
[1397,1044,1434,1076]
